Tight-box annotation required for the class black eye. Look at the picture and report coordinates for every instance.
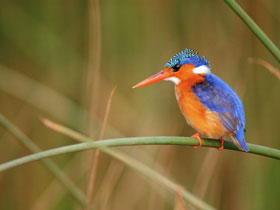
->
[172,64,181,72]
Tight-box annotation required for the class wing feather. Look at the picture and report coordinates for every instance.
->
[192,73,248,151]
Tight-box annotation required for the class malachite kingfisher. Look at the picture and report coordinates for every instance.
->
[133,49,249,152]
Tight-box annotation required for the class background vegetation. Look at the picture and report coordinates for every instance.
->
[0,0,279,209]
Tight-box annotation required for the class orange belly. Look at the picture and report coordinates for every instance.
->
[175,84,227,138]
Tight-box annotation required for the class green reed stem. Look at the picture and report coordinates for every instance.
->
[102,147,216,210]
[225,0,280,63]
[0,119,218,210]
[1,120,279,209]
[0,115,86,206]
[0,136,278,174]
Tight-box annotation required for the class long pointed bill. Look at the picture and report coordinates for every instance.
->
[133,70,173,88]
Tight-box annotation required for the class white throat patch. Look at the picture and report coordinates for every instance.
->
[164,77,180,85]
[192,65,211,75]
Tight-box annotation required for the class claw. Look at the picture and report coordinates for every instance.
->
[217,137,224,151]
[191,132,202,149]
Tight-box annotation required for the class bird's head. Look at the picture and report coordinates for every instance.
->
[133,49,211,88]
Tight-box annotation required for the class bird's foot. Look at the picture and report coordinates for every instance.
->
[217,137,224,151]
[191,132,202,149]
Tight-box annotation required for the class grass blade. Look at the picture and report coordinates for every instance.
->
[0,114,86,206]
[86,86,117,210]
[225,0,280,63]
[1,120,280,208]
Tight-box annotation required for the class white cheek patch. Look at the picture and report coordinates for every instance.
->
[192,65,211,75]
[164,77,181,85]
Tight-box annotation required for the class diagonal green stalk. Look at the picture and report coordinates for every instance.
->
[0,115,86,206]
[101,147,216,210]
[224,0,280,63]
[1,120,216,210]
[0,65,123,137]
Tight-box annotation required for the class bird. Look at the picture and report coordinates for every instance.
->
[133,49,249,152]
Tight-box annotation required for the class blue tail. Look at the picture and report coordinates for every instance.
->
[234,128,249,152]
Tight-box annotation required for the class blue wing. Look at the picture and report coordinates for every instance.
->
[192,73,248,152]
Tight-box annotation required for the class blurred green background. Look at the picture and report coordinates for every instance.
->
[0,0,280,209]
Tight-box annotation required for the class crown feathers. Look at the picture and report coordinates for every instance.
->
[164,49,210,68]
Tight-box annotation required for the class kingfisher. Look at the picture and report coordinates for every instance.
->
[133,49,249,152]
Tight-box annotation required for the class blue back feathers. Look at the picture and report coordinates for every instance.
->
[164,49,210,68]
[192,73,249,152]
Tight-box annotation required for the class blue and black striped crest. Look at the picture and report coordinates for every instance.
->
[164,49,210,68]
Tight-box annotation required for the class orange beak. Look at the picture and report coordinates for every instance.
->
[133,70,173,88]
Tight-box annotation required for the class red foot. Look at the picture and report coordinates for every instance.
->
[191,132,202,149]
[217,137,224,151]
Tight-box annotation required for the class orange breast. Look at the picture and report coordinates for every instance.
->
[175,82,227,138]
